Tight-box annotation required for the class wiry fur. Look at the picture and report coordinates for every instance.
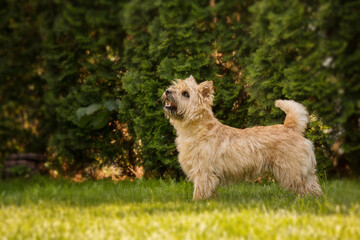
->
[162,76,322,200]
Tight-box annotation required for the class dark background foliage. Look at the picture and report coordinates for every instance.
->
[1,0,359,178]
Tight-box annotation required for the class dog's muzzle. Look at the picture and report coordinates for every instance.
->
[164,94,177,111]
[162,90,181,118]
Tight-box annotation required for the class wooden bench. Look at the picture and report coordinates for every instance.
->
[2,153,46,177]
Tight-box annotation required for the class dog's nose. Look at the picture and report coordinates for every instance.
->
[165,89,172,95]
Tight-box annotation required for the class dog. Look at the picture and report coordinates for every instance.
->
[161,76,322,200]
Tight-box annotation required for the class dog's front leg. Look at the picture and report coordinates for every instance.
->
[193,173,219,200]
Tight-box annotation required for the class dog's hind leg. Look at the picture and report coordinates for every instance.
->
[293,147,323,196]
[272,154,322,196]
[298,151,323,196]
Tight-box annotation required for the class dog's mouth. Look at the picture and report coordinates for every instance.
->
[164,99,177,112]
[161,93,183,119]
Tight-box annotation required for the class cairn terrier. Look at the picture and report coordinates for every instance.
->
[162,76,322,200]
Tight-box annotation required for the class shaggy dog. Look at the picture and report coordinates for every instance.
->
[162,76,322,200]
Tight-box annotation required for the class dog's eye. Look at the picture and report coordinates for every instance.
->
[182,91,190,98]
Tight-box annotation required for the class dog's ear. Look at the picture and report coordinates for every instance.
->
[199,81,213,97]
[199,81,214,106]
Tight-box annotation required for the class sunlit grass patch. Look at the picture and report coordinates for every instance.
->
[0,177,359,239]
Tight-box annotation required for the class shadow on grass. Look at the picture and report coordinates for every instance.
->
[0,176,359,215]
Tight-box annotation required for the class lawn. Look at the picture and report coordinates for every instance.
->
[0,176,359,239]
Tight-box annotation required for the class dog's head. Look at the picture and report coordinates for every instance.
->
[161,75,214,122]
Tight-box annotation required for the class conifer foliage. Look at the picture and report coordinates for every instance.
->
[0,0,359,177]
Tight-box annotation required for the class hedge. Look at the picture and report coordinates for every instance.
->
[1,0,359,177]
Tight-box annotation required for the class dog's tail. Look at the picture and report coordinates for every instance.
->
[275,100,309,134]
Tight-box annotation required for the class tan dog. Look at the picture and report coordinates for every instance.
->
[162,76,322,200]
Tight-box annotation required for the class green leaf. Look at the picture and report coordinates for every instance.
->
[91,109,110,129]
[104,100,120,111]
[78,114,92,128]
[76,107,87,120]
[85,104,102,115]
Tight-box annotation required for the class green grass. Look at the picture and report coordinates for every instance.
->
[0,177,359,239]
